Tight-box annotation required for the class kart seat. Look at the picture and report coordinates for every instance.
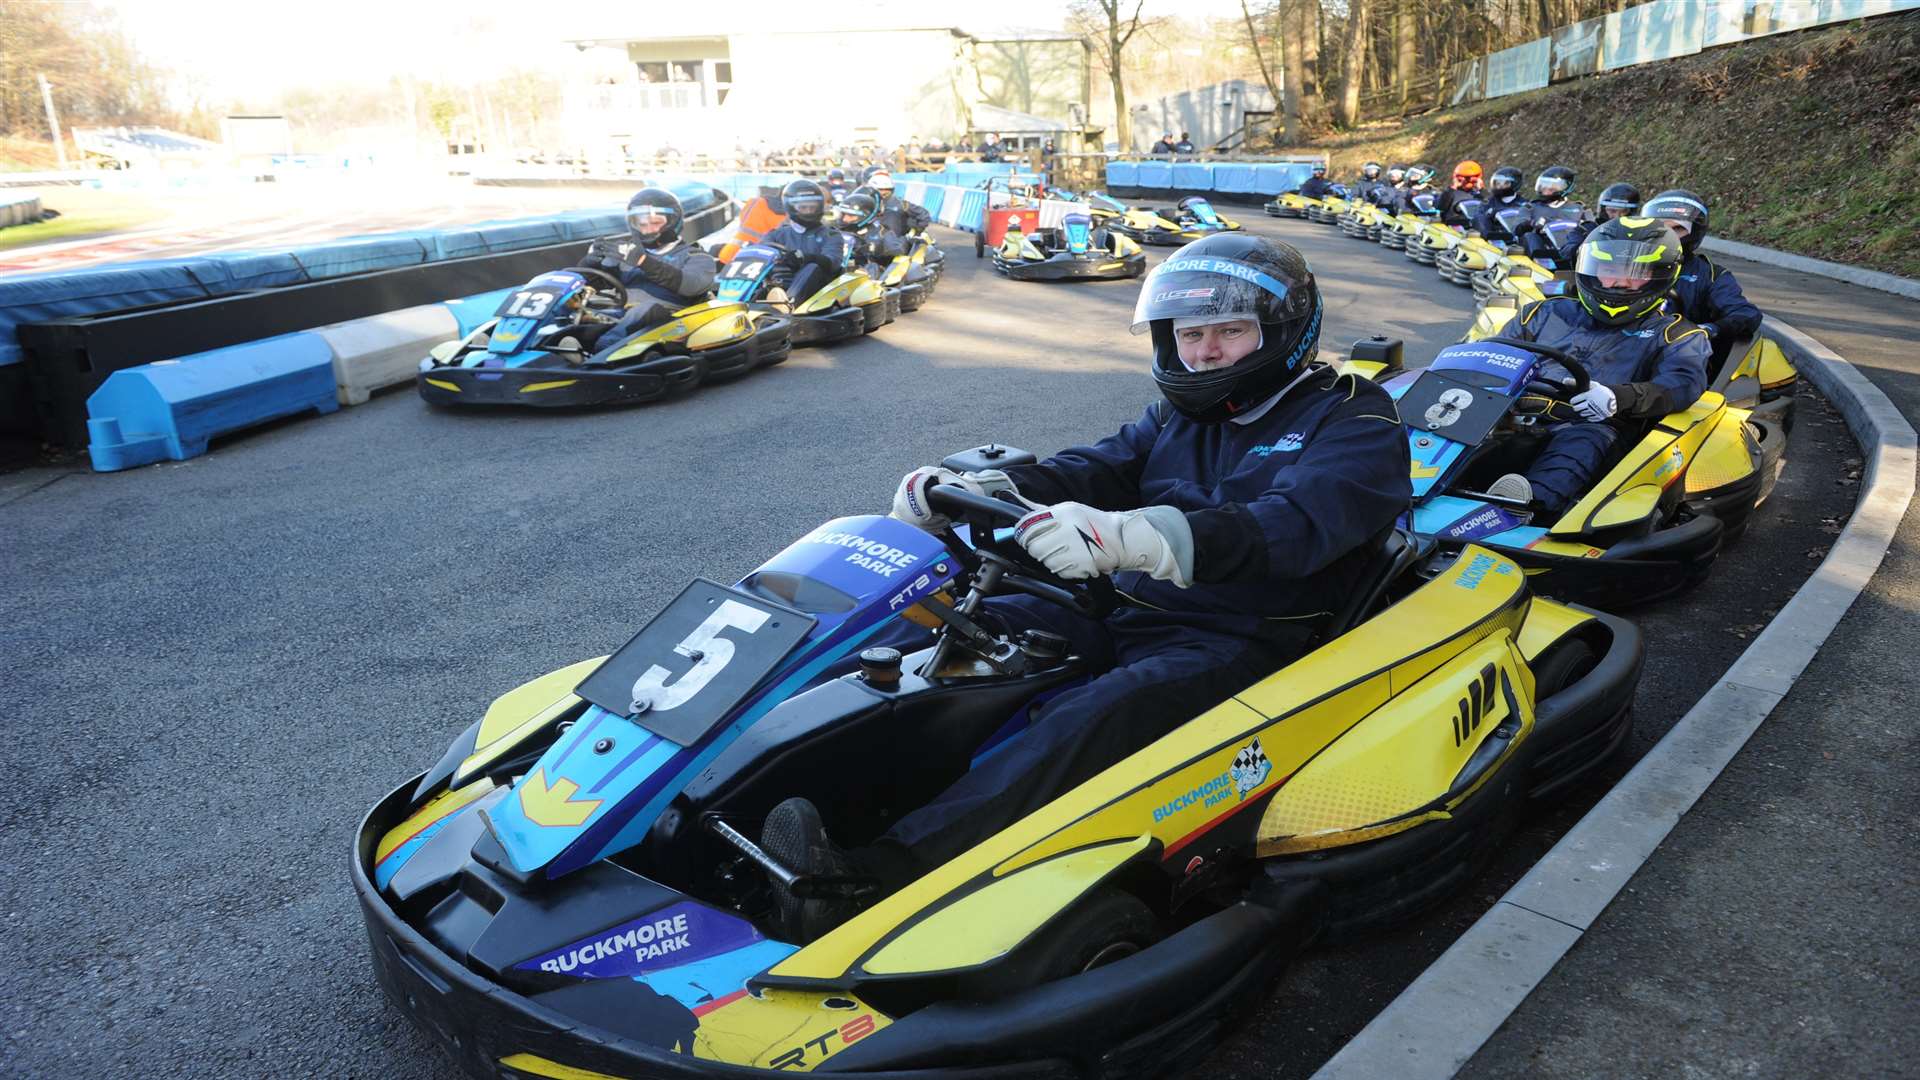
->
[1321,528,1420,639]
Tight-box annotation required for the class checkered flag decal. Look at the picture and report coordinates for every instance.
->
[1232,737,1272,796]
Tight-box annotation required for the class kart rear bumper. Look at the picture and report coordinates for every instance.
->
[418,323,791,407]
[353,778,1321,1080]
[997,254,1144,281]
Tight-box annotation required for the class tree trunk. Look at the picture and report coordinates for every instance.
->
[1108,26,1131,151]
[1396,1,1417,109]
[1291,0,1323,128]
[1337,0,1372,127]
[1242,0,1292,145]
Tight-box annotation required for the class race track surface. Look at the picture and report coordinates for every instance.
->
[0,212,1852,1078]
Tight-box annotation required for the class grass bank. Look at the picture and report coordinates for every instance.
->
[1280,11,1920,278]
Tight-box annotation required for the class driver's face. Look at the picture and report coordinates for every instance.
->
[1596,273,1642,290]
[631,210,667,240]
[1176,319,1261,371]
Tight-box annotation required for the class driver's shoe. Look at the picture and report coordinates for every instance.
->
[762,797,860,942]
[1487,474,1533,503]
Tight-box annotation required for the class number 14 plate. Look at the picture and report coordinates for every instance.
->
[574,579,817,747]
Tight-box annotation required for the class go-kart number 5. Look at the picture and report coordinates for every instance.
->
[630,599,767,712]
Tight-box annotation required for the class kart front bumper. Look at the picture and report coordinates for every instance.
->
[997,253,1145,281]
[353,778,1322,1080]
[787,303,874,345]
[418,324,792,408]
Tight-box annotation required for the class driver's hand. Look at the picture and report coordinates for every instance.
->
[890,467,1020,532]
[1571,383,1619,422]
[1013,502,1193,587]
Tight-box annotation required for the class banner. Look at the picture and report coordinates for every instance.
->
[1485,38,1551,98]
[1550,17,1606,81]
[1449,58,1486,107]
[1705,0,1919,47]
[1603,0,1708,71]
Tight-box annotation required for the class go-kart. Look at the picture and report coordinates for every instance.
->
[1377,193,1440,251]
[1265,190,1313,218]
[722,242,897,346]
[1438,203,1536,287]
[1107,196,1244,246]
[1363,335,1790,607]
[1407,201,1480,266]
[1338,199,1393,241]
[990,211,1146,281]
[417,263,792,408]
[861,232,941,313]
[354,469,1643,1080]
[1305,188,1350,224]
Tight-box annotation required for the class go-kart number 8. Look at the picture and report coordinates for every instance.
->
[504,290,557,318]
[631,599,769,712]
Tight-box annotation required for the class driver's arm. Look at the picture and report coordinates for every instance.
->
[1186,388,1410,584]
[906,201,931,233]
[636,246,717,300]
[1702,261,1762,340]
[1001,404,1163,510]
[1615,317,1710,418]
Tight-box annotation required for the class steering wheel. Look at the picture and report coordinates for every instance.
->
[1485,336,1591,402]
[925,486,1120,619]
[562,265,629,309]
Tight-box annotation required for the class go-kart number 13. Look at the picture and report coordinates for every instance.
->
[631,599,767,713]
[503,290,557,318]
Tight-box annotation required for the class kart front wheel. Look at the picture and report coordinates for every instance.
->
[1531,637,1599,701]
[959,887,1156,1000]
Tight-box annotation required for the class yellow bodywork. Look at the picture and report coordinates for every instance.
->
[795,271,884,315]
[1550,392,1728,536]
[603,302,765,363]
[454,656,603,788]
[766,546,1559,985]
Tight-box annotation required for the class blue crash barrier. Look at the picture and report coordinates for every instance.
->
[1106,161,1139,188]
[918,185,945,220]
[1135,161,1174,189]
[1256,164,1314,194]
[474,220,570,252]
[288,235,431,279]
[0,264,211,368]
[85,332,339,471]
[1172,163,1216,190]
[1105,161,1319,198]
[951,188,990,232]
[1213,165,1258,194]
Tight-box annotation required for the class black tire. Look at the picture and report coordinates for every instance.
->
[975,232,985,258]
[959,887,1155,1000]
[1531,637,1599,701]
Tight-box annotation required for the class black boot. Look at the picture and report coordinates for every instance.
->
[761,798,860,942]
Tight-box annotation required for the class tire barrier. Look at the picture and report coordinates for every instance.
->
[85,333,340,471]
[317,304,460,406]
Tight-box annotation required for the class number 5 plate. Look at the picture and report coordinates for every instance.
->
[574,579,816,747]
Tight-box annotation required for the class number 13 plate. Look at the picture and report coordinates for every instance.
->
[574,579,816,747]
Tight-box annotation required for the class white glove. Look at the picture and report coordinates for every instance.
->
[1013,502,1193,587]
[890,467,1019,531]
[1571,383,1618,423]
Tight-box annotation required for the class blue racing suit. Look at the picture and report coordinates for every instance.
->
[579,239,718,360]
[1297,175,1334,200]
[1670,253,1763,376]
[853,367,1412,878]
[1520,199,1583,265]
[1392,185,1438,216]
[1502,296,1711,513]
[761,219,850,301]
[875,195,930,238]
[1473,194,1531,244]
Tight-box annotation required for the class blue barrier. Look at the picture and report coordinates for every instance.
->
[474,221,569,252]
[1103,160,1320,199]
[289,235,430,279]
[445,289,514,336]
[0,264,211,368]
[919,186,945,219]
[1255,163,1314,195]
[1106,162,1140,188]
[1135,161,1174,189]
[85,333,339,471]
[1213,165,1258,194]
[951,188,990,232]
[1172,163,1216,190]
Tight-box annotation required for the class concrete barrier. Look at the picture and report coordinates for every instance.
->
[2,195,42,228]
[85,333,339,471]
[317,303,460,405]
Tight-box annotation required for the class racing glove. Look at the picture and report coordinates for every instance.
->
[1570,383,1619,423]
[891,467,1021,532]
[1013,502,1194,588]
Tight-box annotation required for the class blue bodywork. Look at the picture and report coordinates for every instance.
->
[1063,213,1093,254]
[716,244,780,303]
[457,270,591,371]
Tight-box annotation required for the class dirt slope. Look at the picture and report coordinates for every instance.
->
[1287,12,1920,277]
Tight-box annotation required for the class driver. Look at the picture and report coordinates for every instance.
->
[1520,165,1580,263]
[1297,162,1334,200]
[582,187,717,357]
[1553,182,1641,266]
[834,188,904,269]
[1641,189,1762,377]
[761,178,849,303]
[1393,164,1438,215]
[1438,160,1483,227]
[1473,166,1529,244]
[865,169,932,238]
[1485,217,1711,512]
[761,234,1413,942]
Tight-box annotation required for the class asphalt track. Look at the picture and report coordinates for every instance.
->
[0,210,1852,1077]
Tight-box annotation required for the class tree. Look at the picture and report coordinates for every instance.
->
[1239,0,1290,143]
[1281,0,1325,131]
[1070,0,1156,151]
[1335,0,1373,127]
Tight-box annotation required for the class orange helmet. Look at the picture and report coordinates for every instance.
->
[1453,160,1483,190]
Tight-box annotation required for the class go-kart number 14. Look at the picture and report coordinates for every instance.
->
[631,599,768,713]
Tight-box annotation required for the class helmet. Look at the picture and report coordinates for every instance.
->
[1453,160,1482,189]
[781,179,828,226]
[1574,216,1685,327]
[626,186,683,246]
[1312,162,1327,175]
[1489,166,1523,198]
[1387,165,1407,184]
[825,167,846,182]
[1130,233,1323,424]
[1362,161,1381,179]
[867,169,895,195]
[1536,165,1576,199]
[834,190,880,230]
[1642,188,1710,257]
[1404,164,1433,185]
[1596,182,1643,219]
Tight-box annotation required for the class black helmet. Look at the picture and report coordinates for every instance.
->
[1407,163,1437,186]
[835,190,880,230]
[626,186,683,246]
[825,167,846,182]
[1489,166,1523,198]
[1575,216,1685,326]
[1131,234,1323,424]
[1387,165,1407,184]
[1596,182,1642,218]
[781,179,828,226]
[1362,161,1381,179]
[1536,165,1576,199]
[1642,188,1710,257]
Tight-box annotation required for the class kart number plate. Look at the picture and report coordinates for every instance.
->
[575,579,815,747]
[1398,370,1510,447]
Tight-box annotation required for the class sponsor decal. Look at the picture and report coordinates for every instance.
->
[1424,388,1474,429]
[1679,273,1698,283]
[1654,445,1686,482]
[518,901,765,980]
[1443,346,1527,370]
[767,1014,878,1070]
[1621,327,1658,338]
[1151,286,1216,303]
[1451,551,1515,590]
[1249,433,1305,456]
[1231,737,1272,797]
[804,528,921,579]
[1442,506,1513,541]
[1153,771,1234,822]
[1154,736,1272,823]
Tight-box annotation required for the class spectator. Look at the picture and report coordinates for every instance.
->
[1174,132,1196,154]
[1150,131,1176,154]
[980,133,1005,162]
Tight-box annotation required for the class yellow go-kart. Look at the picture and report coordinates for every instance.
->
[1338,200,1392,241]
[1107,196,1245,245]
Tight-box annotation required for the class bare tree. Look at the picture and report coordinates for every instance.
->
[1239,0,1292,143]
[1071,0,1156,152]
[1280,0,1325,131]
[1335,0,1374,127]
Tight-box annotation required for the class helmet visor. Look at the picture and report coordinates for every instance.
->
[1575,236,1676,284]
[1536,175,1569,197]
[628,207,674,235]
[1129,254,1309,334]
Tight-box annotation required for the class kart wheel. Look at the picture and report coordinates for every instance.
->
[959,887,1155,1000]
[975,233,985,258]
[1531,638,1599,701]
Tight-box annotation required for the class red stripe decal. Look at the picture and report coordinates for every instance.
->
[1163,774,1289,859]
[693,988,751,1017]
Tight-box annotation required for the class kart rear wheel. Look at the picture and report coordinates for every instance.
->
[960,887,1155,1000]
